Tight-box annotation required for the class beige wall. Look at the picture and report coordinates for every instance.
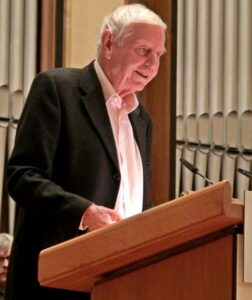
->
[64,0,123,67]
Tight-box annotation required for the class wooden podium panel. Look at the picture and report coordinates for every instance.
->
[38,181,243,299]
[92,234,235,300]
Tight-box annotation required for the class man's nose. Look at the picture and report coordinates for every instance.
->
[2,257,9,267]
[145,53,159,69]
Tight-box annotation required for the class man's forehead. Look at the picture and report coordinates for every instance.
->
[123,23,165,41]
[0,249,9,256]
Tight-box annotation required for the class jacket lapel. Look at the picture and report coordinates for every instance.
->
[129,106,147,166]
[79,62,119,171]
[79,62,148,172]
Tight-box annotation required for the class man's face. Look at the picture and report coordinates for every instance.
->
[104,23,166,97]
[0,249,10,286]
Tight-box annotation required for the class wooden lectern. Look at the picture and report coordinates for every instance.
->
[39,180,243,300]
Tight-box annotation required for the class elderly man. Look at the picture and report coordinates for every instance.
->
[5,3,166,300]
[0,233,13,299]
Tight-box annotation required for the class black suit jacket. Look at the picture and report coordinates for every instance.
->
[5,62,152,300]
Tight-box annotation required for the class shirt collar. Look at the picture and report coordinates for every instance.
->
[94,60,139,113]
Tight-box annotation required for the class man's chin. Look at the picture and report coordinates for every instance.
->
[132,80,149,91]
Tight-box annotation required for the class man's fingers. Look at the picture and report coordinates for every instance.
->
[83,204,122,230]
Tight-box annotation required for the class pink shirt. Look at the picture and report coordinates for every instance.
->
[94,61,143,218]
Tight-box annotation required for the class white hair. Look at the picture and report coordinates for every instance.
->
[0,233,13,252]
[97,3,167,54]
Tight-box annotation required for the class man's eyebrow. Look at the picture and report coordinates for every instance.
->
[135,40,167,53]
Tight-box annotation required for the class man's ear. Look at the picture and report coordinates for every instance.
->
[101,30,114,59]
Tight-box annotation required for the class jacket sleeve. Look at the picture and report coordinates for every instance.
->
[7,71,92,233]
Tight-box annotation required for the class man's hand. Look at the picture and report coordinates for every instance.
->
[83,204,122,231]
